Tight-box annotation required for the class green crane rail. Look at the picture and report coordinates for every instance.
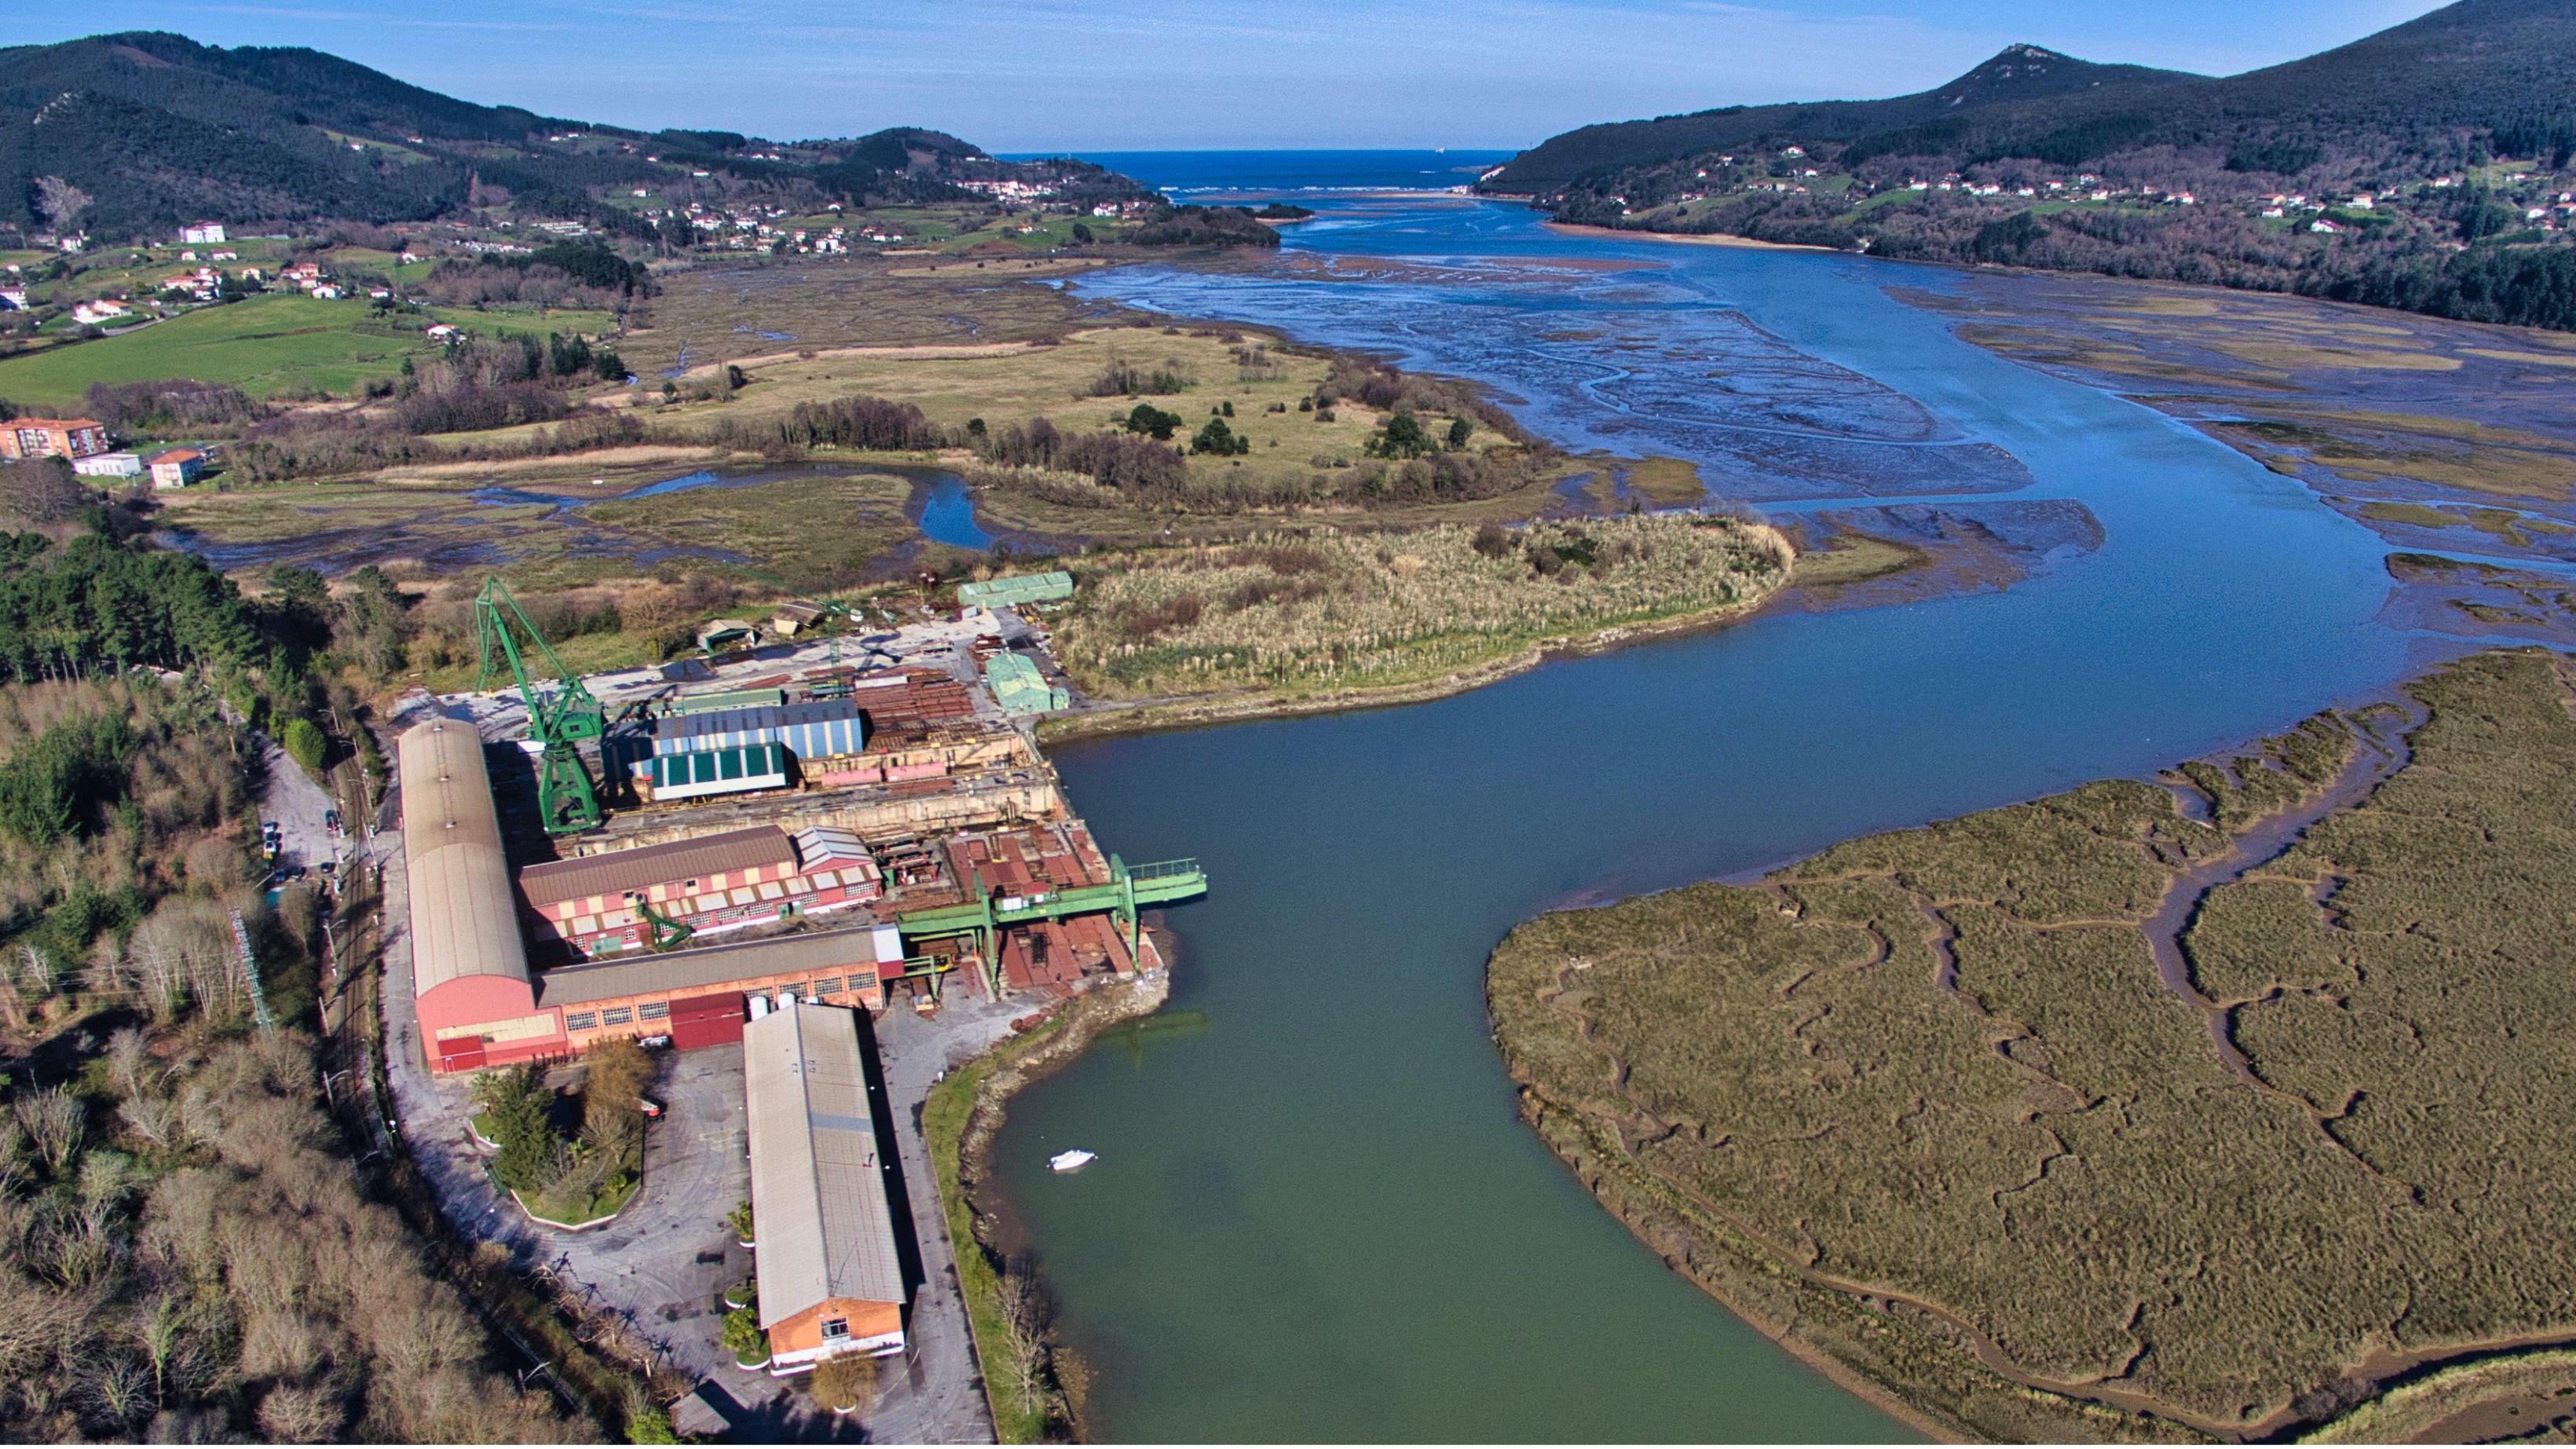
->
[895,855,1207,994]
[474,576,606,834]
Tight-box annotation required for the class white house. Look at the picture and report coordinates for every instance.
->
[73,452,143,479]
[71,300,131,325]
[180,222,227,245]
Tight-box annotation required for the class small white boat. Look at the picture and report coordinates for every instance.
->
[1048,1149,1096,1173]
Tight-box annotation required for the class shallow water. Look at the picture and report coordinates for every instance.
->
[918,472,997,551]
[990,197,2450,1441]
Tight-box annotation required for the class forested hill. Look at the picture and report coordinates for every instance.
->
[0,31,1151,242]
[1487,45,2205,194]
[1476,0,2576,333]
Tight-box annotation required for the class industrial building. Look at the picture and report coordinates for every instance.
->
[653,698,870,759]
[518,823,881,957]
[540,925,902,1050]
[401,639,1207,1073]
[642,741,790,803]
[404,716,552,1069]
[744,1000,910,1369]
[984,652,1069,715]
[407,719,912,1070]
[956,570,1073,612]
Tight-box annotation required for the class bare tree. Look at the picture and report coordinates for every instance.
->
[258,1383,347,1444]
[117,1096,182,1153]
[83,1353,154,1429]
[17,942,55,1000]
[105,1029,154,1100]
[13,1086,82,1176]
[994,1250,1056,1423]
[31,176,90,234]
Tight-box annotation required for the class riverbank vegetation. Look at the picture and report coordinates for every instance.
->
[1487,649,2576,1440]
[1053,515,1790,702]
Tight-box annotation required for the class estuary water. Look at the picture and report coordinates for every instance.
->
[993,184,2435,1440]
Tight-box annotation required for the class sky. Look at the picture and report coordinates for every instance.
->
[26,0,2454,150]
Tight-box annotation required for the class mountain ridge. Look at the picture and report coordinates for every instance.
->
[0,31,1147,241]
[1478,0,2576,333]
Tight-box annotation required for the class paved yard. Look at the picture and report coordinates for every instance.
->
[379,814,1023,1441]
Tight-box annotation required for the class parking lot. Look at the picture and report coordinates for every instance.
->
[542,1048,751,1387]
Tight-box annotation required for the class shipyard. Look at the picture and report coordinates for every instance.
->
[377,570,1203,1440]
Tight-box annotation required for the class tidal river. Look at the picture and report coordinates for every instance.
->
[994,186,2428,1440]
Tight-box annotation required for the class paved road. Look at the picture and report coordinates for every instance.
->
[859,998,1023,1445]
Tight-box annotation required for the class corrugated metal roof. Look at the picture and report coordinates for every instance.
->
[520,825,796,909]
[400,719,530,997]
[957,571,1074,608]
[745,1001,908,1325]
[655,698,865,745]
[669,687,785,716]
[536,925,881,1008]
[794,826,869,870]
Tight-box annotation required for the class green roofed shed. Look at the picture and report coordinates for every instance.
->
[648,741,789,803]
[984,653,1068,716]
[957,571,1074,612]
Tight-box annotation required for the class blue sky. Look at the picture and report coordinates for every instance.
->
[28,1,2451,150]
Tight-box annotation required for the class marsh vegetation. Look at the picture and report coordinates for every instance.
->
[1053,515,1790,701]
[1488,649,2576,1440]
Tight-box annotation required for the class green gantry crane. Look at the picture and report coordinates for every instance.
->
[474,576,606,834]
[895,854,1207,996]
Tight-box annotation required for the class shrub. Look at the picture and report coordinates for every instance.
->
[810,1354,880,1414]
[281,717,327,774]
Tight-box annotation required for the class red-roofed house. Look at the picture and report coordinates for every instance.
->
[1,419,110,460]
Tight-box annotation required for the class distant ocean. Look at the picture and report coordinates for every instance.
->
[995,149,1519,197]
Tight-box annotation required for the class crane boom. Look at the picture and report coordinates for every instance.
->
[474,576,605,833]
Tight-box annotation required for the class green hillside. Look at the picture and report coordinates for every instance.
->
[1488,45,2204,194]
[1481,0,2576,332]
[0,32,1151,243]
[1486,0,2576,193]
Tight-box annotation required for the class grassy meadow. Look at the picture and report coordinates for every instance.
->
[0,293,620,409]
[580,471,918,590]
[1487,649,2576,1440]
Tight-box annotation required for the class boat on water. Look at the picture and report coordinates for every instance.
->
[1048,1149,1096,1173]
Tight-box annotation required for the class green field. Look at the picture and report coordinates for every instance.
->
[0,294,621,409]
[0,295,437,407]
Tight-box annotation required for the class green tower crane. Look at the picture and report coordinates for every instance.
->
[474,576,606,834]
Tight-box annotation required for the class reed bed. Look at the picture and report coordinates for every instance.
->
[1054,515,1790,699]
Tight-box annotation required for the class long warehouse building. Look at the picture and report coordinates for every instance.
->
[745,999,911,1370]
[403,717,555,1070]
